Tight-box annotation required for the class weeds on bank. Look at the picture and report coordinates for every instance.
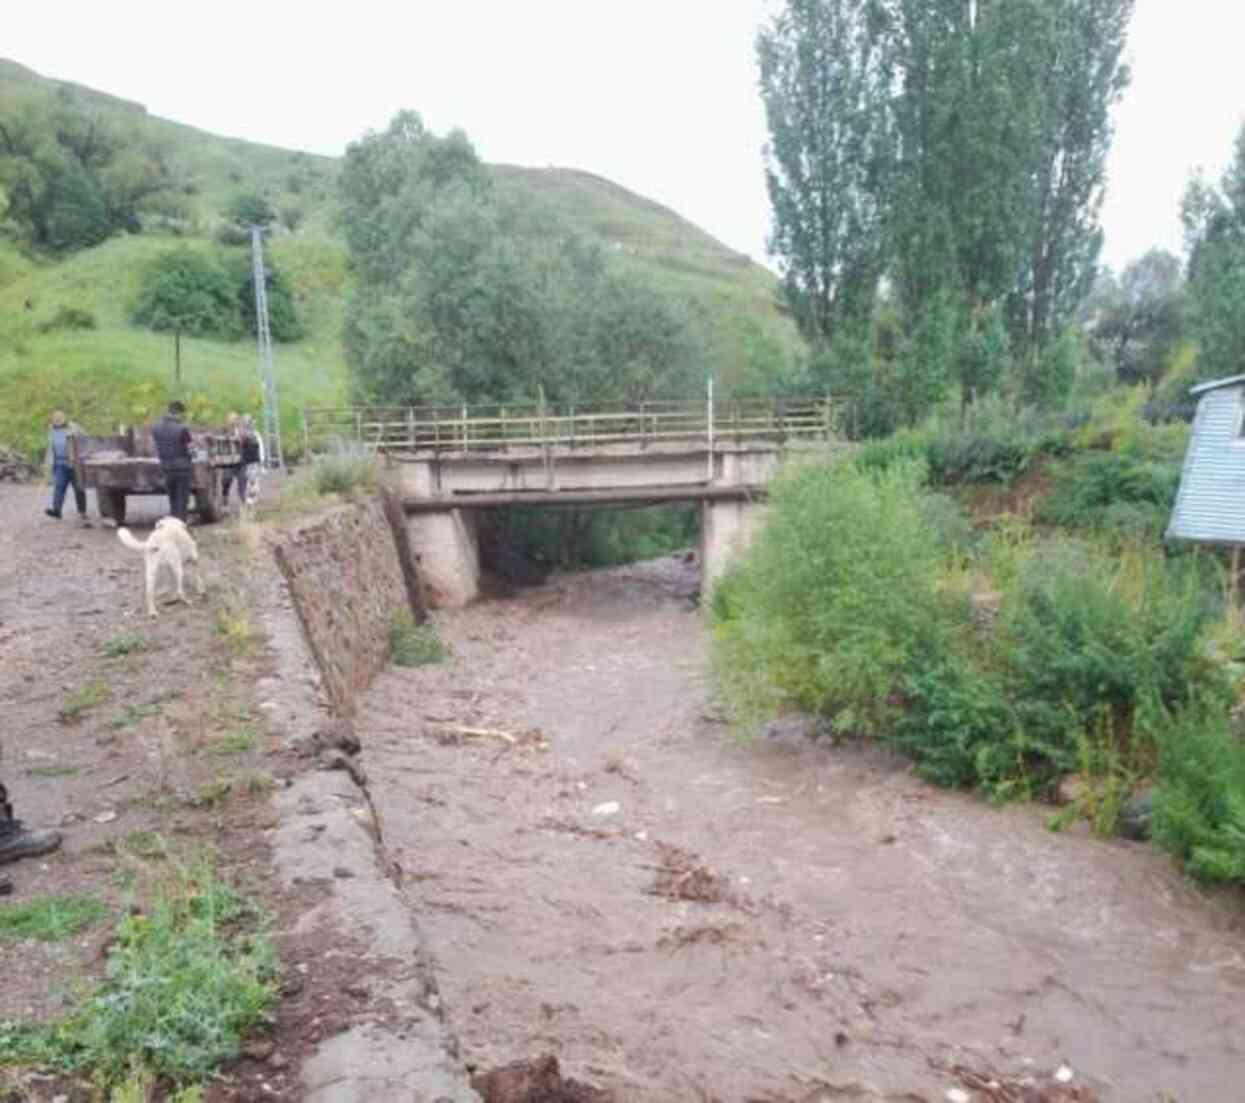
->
[24,764,80,779]
[0,895,106,943]
[387,612,445,667]
[99,632,149,659]
[314,439,379,496]
[215,589,260,655]
[58,680,111,723]
[0,863,277,1089]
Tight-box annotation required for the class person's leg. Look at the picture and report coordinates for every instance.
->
[175,472,192,521]
[222,471,234,502]
[0,780,63,867]
[70,468,88,518]
[47,463,71,517]
[236,465,249,510]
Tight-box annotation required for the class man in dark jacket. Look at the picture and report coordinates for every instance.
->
[152,400,195,522]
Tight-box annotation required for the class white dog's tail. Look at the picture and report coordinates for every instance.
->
[117,527,149,553]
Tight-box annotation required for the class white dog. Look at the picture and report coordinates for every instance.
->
[117,517,205,618]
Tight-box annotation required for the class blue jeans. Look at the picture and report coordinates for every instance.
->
[51,463,86,517]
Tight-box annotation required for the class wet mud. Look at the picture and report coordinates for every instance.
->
[360,556,1245,1102]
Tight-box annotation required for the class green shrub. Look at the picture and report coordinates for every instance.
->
[132,248,241,339]
[712,460,965,733]
[1038,453,1181,532]
[1152,702,1245,883]
[0,865,276,1087]
[313,440,378,494]
[36,306,96,333]
[387,614,445,666]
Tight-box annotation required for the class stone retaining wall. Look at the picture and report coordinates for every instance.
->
[273,497,421,714]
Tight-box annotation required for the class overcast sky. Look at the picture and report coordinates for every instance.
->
[7,1,1244,273]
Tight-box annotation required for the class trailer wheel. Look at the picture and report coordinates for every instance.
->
[98,488,127,525]
[196,469,223,524]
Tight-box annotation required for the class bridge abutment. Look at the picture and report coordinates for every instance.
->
[406,508,481,609]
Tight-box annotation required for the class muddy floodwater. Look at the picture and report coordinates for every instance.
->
[360,557,1245,1101]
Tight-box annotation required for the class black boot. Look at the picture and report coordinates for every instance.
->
[0,820,62,865]
[0,785,62,866]
[44,508,62,519]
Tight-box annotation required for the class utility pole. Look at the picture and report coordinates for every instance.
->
[250,226,283,468]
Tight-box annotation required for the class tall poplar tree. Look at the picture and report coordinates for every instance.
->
[758,0,1133,413]
[757,0,895,343]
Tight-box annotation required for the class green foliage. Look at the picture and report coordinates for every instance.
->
[1152,701,1245,883]
[236,258,303,342]
[758,0,1133,409]
[1183,126,1245,385]
[0,87,176,255]
[36,305,96,333]
[1038,452,1181,538]
[339,111,710,407]
[757,0,892,340]
[387,614,445,667]
[313,440,378,494]
[224,191,275,229]
[499,504,698,570]
[0,894,106,942]
[1088,249,1186,386]
[0,865,277,1087]
[132,247,241,339]
[712,460,962,733]
[856,427,1036,486]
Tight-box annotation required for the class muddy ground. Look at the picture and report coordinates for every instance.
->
[362,557,1245,1102]
[0,480,414,1103]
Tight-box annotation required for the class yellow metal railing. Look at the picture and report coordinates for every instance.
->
[302,396,849,456]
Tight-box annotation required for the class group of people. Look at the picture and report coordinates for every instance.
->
[11,401,268,892]
[46,401,266,525]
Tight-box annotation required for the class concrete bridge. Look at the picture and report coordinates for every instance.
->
[303,396,848,606]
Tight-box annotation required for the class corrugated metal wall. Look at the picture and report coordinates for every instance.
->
[1167,386,1245,544]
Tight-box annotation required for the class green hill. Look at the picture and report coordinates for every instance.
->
[0,59,802,459]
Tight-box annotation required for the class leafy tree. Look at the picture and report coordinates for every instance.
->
[236,258,303,342]
[757,0,894,343]
[225,191,276,229]
[1089,249,1184,386]
[339,111,707,406]
[1183,125,1245,384]
[0,88,174,254]
[133,248,241,339]
[758,0,1134,414]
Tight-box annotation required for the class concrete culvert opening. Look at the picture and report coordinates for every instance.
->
[476,503,703,602]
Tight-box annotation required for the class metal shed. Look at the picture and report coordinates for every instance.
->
[1167,373,1245,546]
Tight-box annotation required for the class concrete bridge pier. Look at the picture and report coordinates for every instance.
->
[700,497,767,595]
[406,509,481,609]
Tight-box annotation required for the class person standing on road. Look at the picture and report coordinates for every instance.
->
[220,412,245,508]
[238,413,264,514]
[151,400,194,522]
[43,410,91,526]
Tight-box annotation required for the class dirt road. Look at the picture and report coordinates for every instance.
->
[362,557,1245,1102]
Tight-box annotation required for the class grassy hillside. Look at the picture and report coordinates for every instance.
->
[0,59,803,459]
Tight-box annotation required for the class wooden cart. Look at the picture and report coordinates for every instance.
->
[71,427,241,525]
